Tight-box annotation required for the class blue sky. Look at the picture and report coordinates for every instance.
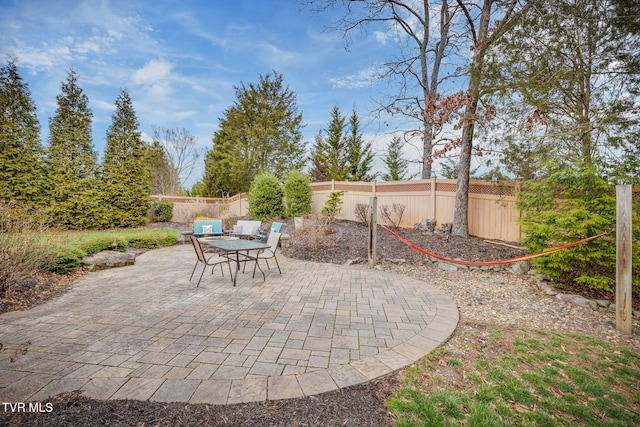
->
[1,0,425,187]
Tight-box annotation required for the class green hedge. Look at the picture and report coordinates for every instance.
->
[44,228,178,275]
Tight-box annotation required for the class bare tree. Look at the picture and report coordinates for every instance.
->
[152,127,201,194]
[303,0,459,179]
[451,0,528,237]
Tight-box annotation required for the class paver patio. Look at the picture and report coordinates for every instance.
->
[0,245,458,404]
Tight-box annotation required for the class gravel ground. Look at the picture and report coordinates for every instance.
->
[3,219,638,426]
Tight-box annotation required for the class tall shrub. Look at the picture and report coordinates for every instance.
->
[47,68,108,229]
[321,190,346,219]
[518,161,640,291]
[150,200,173,222]
[0,201,52,296]
[102,89,150,227]
[0,59,45,204]
[283,169,312,218]
[248,172,284,220]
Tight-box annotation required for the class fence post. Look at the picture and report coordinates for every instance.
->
[369,196,377,268]
[616,184,633,334]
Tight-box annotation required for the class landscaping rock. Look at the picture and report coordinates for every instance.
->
[507,261,530,275]
[383,258,406,264]
[83,250,136,271]
[556,293,599,310]
[413,218,437,233]
[437,262,458,272]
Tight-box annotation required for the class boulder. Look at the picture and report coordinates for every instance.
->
[413,218,437,233]
[83,250,136,271]
[507,261,530,275]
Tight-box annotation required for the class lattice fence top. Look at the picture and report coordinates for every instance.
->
[436,183,457,192]
[469,184,515,196]
[376,182,432,192]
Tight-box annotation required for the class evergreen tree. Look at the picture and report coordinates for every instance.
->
[202,72,305,196]
[102,89,150,227]
[0,58,44,203]
[324,106,348,180]
[344,110,375,181]
[308,130,330,182]
[382,136,413,181]
[309,106,347,181]
[47,68,107,228]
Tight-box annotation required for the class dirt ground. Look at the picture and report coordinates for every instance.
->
[1,219,634,426]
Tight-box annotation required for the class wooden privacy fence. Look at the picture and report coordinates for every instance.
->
[309,179,521,242]
[150,193,249,222]
[152,178,522,242]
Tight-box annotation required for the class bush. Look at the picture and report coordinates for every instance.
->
[354,203,370,226]
[248,172,284,220]
[0,202,53,295]
[379,204,406,228]
[283,170,312,218]
[78,236,129,255]
[321,190,345,219]
[45,248,86,275]
[42,228,178,275]
[125,229,178,248]
[150,200,174,222]
[518,162,640,292]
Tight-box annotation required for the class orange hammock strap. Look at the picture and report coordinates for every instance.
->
[380,225,612,267]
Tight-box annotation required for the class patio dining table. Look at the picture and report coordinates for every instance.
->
[203,238,270,286]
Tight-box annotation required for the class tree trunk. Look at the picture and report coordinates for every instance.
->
[452,107,475,238]
[422,123,434,179]
[452,0,492,238]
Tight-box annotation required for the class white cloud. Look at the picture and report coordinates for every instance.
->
[374,31,391,45]
[258,42,305,68]
[329,66,381,89]
[131,59,175,100]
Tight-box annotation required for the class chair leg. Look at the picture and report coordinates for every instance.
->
[190,260,200,281]
[273,255,281,274]
[252,258,259,278]
[196,265,207,287]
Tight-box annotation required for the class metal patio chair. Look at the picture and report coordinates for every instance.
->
[189,235,232,287]
[252,232,282,277]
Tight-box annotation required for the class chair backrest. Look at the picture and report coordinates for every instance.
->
[270,222,282,233]
[266,232,281,253]
[193,219,224,236]
[235,220,262,236]
[190,235,206,262]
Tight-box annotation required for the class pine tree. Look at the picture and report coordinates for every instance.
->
[0,58,44,203]
[47,68,108,228]
[202,72,305,196]
[344,110,375,181]
[308,130,331,182]
[309,106,347,182]
[382,136,413,181]
[102,89,150,227]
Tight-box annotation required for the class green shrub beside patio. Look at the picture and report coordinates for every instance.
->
[45,228,178,274]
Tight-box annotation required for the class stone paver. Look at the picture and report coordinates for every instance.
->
[0,245,458,404]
